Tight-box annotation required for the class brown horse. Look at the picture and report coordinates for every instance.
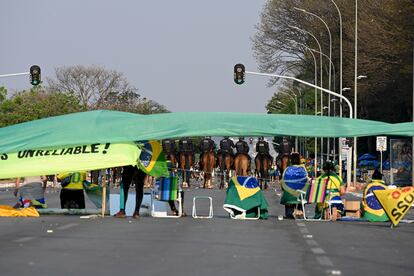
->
[255,154,271,189]
[234,154,250,176]
[201,151,216,189]
[276,154,290,176]
[217,153,233,189]
[165,153,177,171]
[179,152,193,188]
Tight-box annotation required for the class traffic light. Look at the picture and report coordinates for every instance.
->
[30,65,41,86]
[234,63,245,85]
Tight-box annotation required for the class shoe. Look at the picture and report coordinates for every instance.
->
[114,211,126,218]
[132,212,140,219]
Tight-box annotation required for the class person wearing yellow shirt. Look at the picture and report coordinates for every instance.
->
[57,171,87,209]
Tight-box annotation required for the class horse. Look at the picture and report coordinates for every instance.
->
[165,152,177,171]
[217,153,233,189]
[179,152,193,188]
[255,154,271,189]
[276,153,290,176]
[234,153,250,176]
[201,151,216,189]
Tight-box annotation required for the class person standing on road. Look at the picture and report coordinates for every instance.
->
[114,165,146,219]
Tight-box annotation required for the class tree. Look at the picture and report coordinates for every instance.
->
[0,86,7,103]
[254,0,414,123]
[0,88,84,127]
[47,65,168,114]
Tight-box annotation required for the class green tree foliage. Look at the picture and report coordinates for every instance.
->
[47,65,168,114]
[0,86,7,103]
[0,87,84,127]
[254,0,414,122]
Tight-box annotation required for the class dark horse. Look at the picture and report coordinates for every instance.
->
[201,151,216,189]
[179,152,193,188]
[255,154,271,189]
[234,153,250,176]
[217,152,233,189]
[276,153,290,177]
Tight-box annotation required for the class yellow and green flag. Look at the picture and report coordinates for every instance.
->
[137,140,169,177]
[0,142,141,179]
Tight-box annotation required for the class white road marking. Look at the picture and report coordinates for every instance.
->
[56,223,79,230]
[299,227,309,234]
[306,239,318,246]
[296,222,306,227]
[304,234,313,239]
[14,236,35,242]
[316,256,333,266]
[311,247,326,254]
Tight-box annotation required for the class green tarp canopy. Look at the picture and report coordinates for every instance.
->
[0,109,413,153]
[1,110,413,179]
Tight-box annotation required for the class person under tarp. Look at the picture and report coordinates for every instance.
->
[57,171,87,209]
[223,176,268,219]
[14,176,47,209]
[361,170,390,222]
[280,153,309,219]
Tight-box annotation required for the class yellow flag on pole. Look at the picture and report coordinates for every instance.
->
[373,187,414,227]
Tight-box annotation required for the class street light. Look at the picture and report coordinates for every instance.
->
[289,25,325,169]
[288,39,322,170]
[294,7,333,105]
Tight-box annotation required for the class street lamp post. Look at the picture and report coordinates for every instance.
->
[289,25,325,168]
[286,39,319,170]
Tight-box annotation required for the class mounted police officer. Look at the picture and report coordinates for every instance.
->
[162,139,176,158]
[219,136,235,157]
[235,137,250,161]
[178,137,194,187]
[199,136,216,170]
[178,137,194,154]
[255,137,273,164]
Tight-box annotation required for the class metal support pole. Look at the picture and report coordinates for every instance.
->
[353,0,358,187]
[0,72,29,78]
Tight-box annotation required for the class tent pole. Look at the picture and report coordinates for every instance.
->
[101,169,107,218]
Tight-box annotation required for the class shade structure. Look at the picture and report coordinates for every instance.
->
[1,110,413,154]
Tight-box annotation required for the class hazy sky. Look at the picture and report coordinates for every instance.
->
[0,0,274,112]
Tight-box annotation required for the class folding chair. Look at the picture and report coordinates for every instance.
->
[296,178,331,221]
[192,196,213,219]
[151,173,182,218]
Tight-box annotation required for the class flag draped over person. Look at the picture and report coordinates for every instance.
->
[223,176,268,219]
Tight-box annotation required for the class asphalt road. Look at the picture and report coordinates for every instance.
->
[0,182,413,276]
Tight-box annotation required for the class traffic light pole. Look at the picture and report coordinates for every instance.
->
[0,72,29,78]
[245,71,353,118]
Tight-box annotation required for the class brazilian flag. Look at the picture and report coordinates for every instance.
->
[223,176,268,219]
[137,140,169,177]
[361,180,389,222]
